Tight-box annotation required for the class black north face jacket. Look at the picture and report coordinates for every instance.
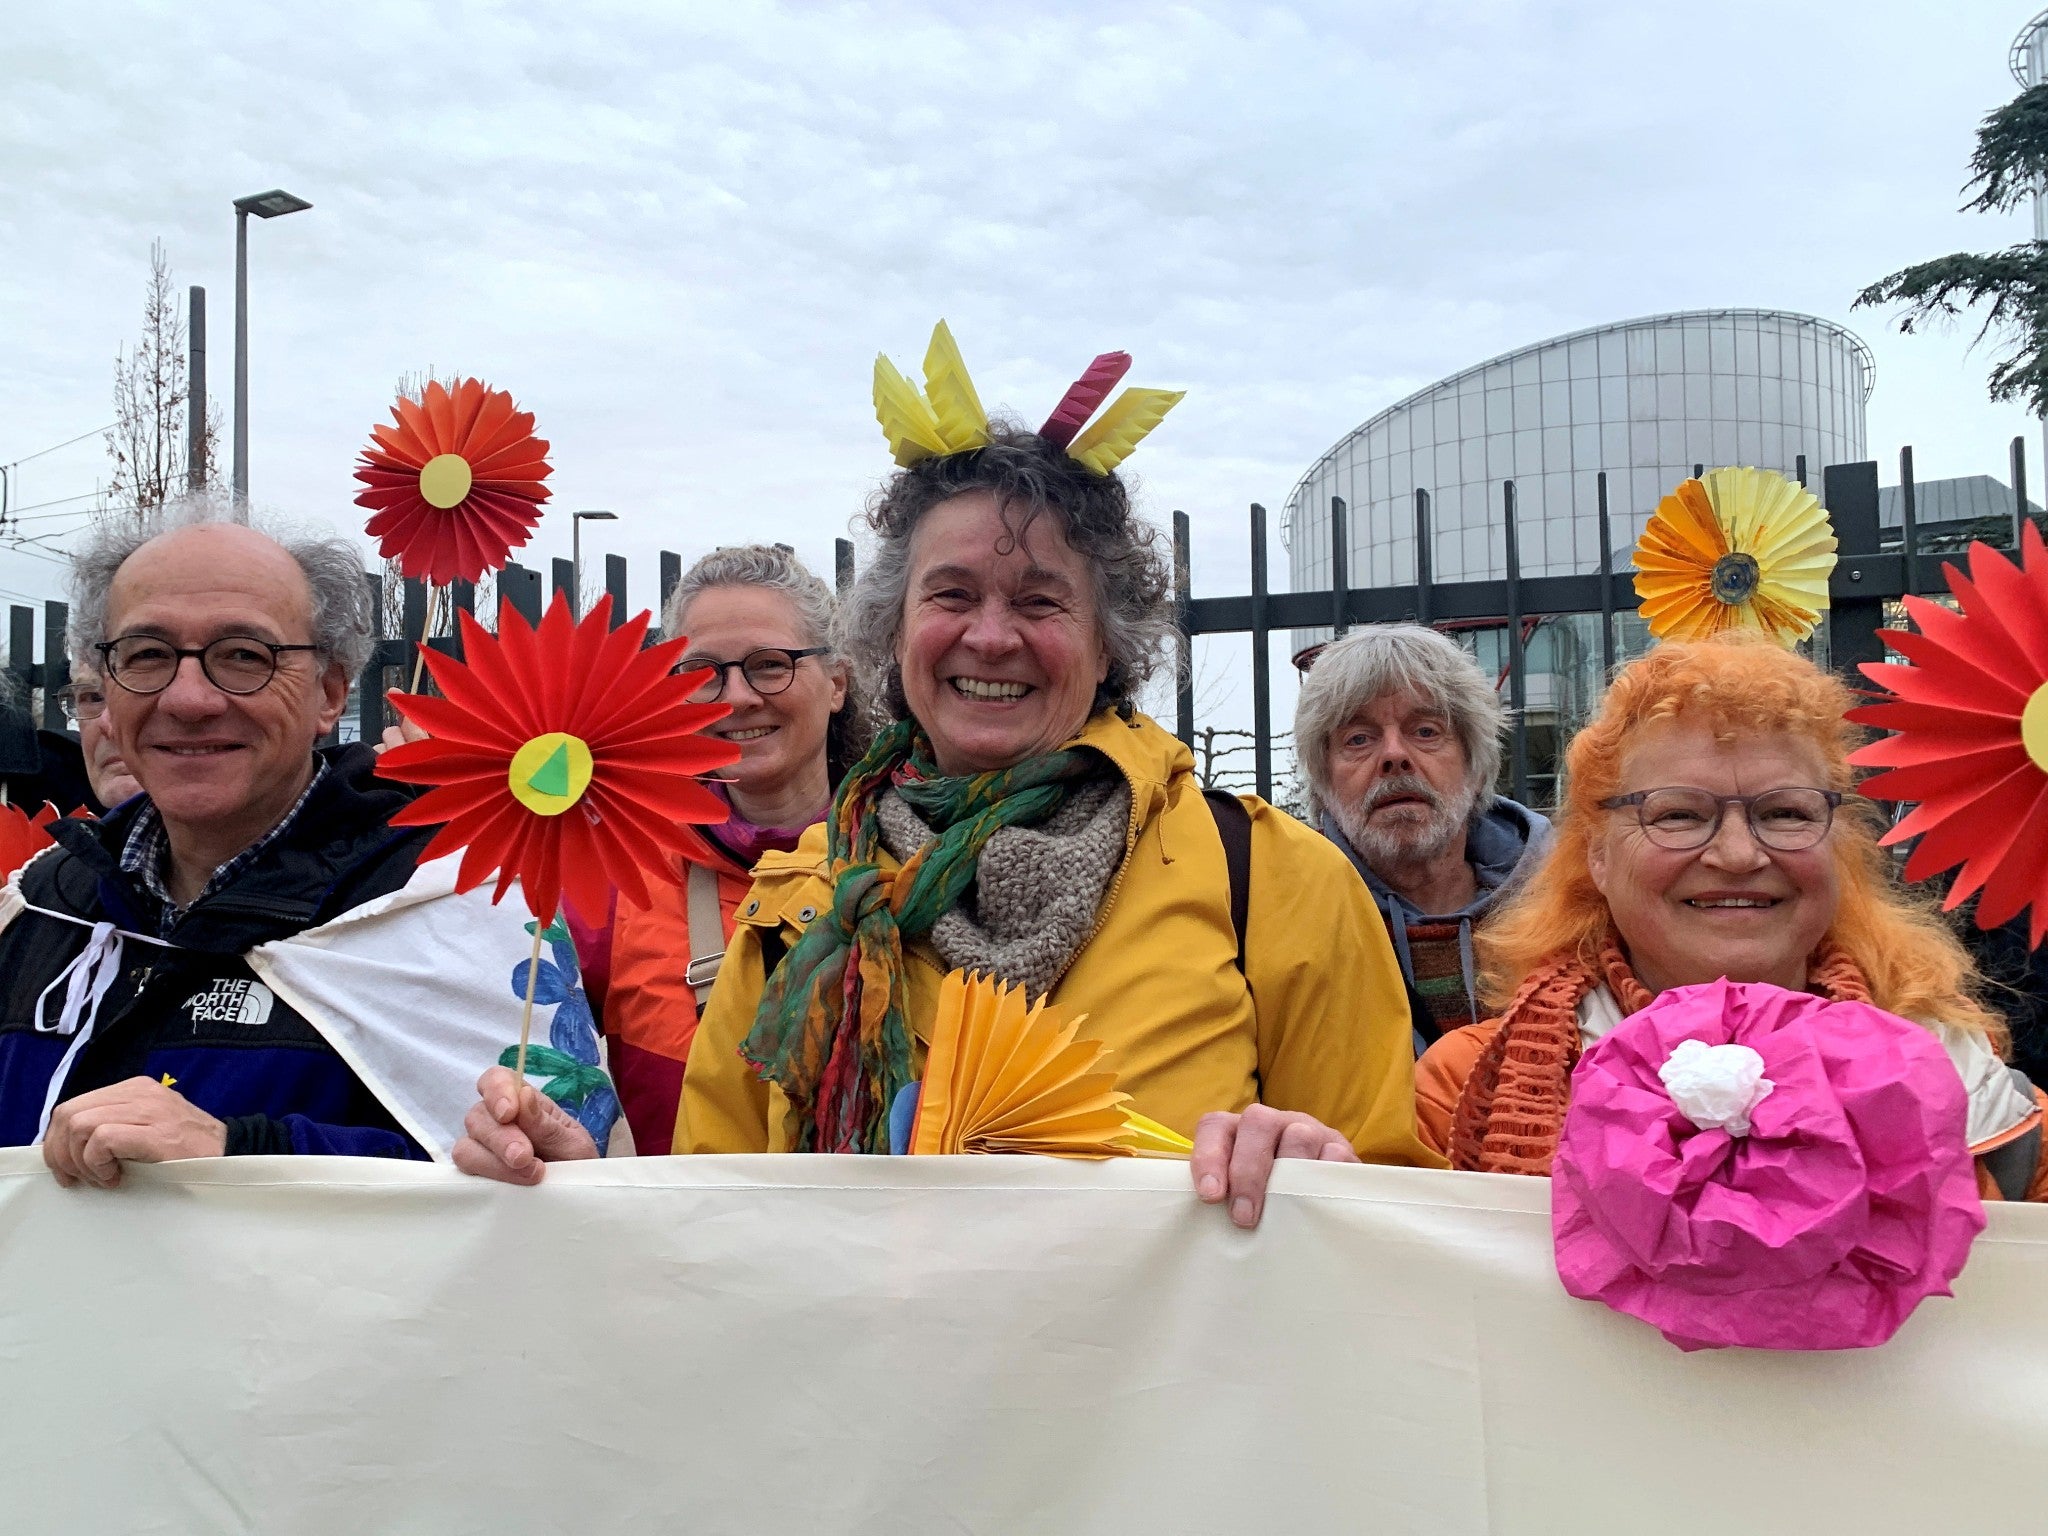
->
[0,744,435,1157]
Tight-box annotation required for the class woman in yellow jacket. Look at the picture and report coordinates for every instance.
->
[458,367,1434,1223]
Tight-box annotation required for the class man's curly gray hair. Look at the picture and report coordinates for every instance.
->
[840,421,1174,721]
[1294,624,1508,820]
[67,494,374,680]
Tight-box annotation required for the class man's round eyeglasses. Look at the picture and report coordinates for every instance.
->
[96,635,322,697]
[674,646,829,703]
[1599,786,1844,852]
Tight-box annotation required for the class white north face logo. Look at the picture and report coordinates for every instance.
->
[187,978,276,1028]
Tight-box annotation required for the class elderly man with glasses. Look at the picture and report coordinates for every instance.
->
[0,507,610,1186]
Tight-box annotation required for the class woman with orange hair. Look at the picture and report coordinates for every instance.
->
[1416,632,2048,1201]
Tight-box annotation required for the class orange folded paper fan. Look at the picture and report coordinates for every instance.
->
[1632,466,1837,647]
[0,801,61,884]
[353,378,553,586]
[911,969,1192,1158]
[1848,523,2048,947]
[375,592,739,925]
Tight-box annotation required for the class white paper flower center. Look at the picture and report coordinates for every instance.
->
[1657,1039,1774,1137]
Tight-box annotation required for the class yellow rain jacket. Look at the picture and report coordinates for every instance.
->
[676,710,1439,1166]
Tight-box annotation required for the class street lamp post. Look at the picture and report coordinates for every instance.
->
[572,510,618,618]
[231,188,312,515]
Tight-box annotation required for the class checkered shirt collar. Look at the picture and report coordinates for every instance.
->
[120,757,330,937]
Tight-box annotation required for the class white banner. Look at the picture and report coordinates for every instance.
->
[2,1146,2044,1533]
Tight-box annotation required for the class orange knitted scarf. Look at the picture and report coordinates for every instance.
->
[1447,935,1871,1175]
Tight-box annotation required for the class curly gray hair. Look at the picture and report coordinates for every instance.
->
[67,494,374,680]
[1294,624,1507,820]
[841,421,1174,721]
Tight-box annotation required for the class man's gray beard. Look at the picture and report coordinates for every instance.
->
[1334,778,1481,878]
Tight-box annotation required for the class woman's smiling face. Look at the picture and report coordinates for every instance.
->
[1587,715,1840,997]
[896,491,1108,777]
[674,585,844,808]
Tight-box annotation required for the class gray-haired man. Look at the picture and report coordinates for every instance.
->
[1295,624,1550,1054]
[0,507,614,1185]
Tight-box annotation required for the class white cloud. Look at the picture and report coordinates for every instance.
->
[3,0,2041,729]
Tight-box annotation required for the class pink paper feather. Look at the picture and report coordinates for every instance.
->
[1039,352,1132,447]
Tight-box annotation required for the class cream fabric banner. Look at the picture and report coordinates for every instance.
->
[2,1147,2044,1534]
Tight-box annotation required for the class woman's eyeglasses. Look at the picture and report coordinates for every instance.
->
[1599,786,1843,852]
[674,646,829,703]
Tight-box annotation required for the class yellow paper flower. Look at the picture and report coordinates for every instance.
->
[1632,467,1837,646]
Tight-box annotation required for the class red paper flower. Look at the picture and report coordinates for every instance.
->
[376,592,739,924]
[353,378,553,586]
[1848,522,2048,946]
[0,801,61,884]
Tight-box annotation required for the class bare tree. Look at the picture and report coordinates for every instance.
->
[103,240,218,523]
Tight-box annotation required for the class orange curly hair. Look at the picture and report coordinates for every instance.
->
[1478,632,2004,1043]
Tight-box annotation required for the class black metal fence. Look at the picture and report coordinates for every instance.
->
[5,440,2041,801]
[1168,440,2044,810]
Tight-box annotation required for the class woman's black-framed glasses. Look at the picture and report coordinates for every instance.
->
[1599,786,1843,852]
[674,646,830,703]
[96,635,322,697]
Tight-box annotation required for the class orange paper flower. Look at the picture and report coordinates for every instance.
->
[0,801,61,884]
[1848,523,2048,946]
[353,378,553,586]
[376,592,739,924]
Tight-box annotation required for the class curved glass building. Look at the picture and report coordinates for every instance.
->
[1280,309,1873,803]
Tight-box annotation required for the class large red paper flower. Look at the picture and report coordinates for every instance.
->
[353,378,553,586]
[1848,523,2048,946]
[0,801,60,883]
[376,592,739,924]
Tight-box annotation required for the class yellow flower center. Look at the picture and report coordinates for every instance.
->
[418,453,474,509]
[2024,680,2048,776]
[509,732,594,816]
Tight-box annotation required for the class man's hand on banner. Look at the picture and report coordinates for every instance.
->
[454,1065,599,1184]
[41,1077,228,1188]
[1191,1105,1358,1230]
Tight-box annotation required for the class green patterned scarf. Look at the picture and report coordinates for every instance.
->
[739,716,1096,1152]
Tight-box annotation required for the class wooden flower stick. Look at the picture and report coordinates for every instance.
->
[512,917,547,1081]
[407,584,443,696]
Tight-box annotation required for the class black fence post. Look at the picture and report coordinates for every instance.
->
[1171,510,1193,748]
[660,551,682,617]
[40,601,67,730]
[1502,481,1530,805]
[834,538,855,599]
[1250,503,1271,802]
[358,571,386,744]
[9,605,33,700]
[500,562,542,626]
[2012,435,2029,549]
[1413,488,1432,624]
[1595,470,1616,680]
[551,559,575,609]
[1898,446,1919,599]
[1824,461,1884,679]
[605,553,629,626]
[1329,495,1349,638]
[1795,453,1808,489]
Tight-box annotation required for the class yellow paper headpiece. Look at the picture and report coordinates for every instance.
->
[872,322,1183,477]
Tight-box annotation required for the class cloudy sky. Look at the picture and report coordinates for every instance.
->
[4,1,2043,731]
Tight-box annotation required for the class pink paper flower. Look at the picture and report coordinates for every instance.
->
[1552,978,1985,1352]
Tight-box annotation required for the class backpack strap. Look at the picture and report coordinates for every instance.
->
[682,863,726,1005]
[1201,788,1251,976]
